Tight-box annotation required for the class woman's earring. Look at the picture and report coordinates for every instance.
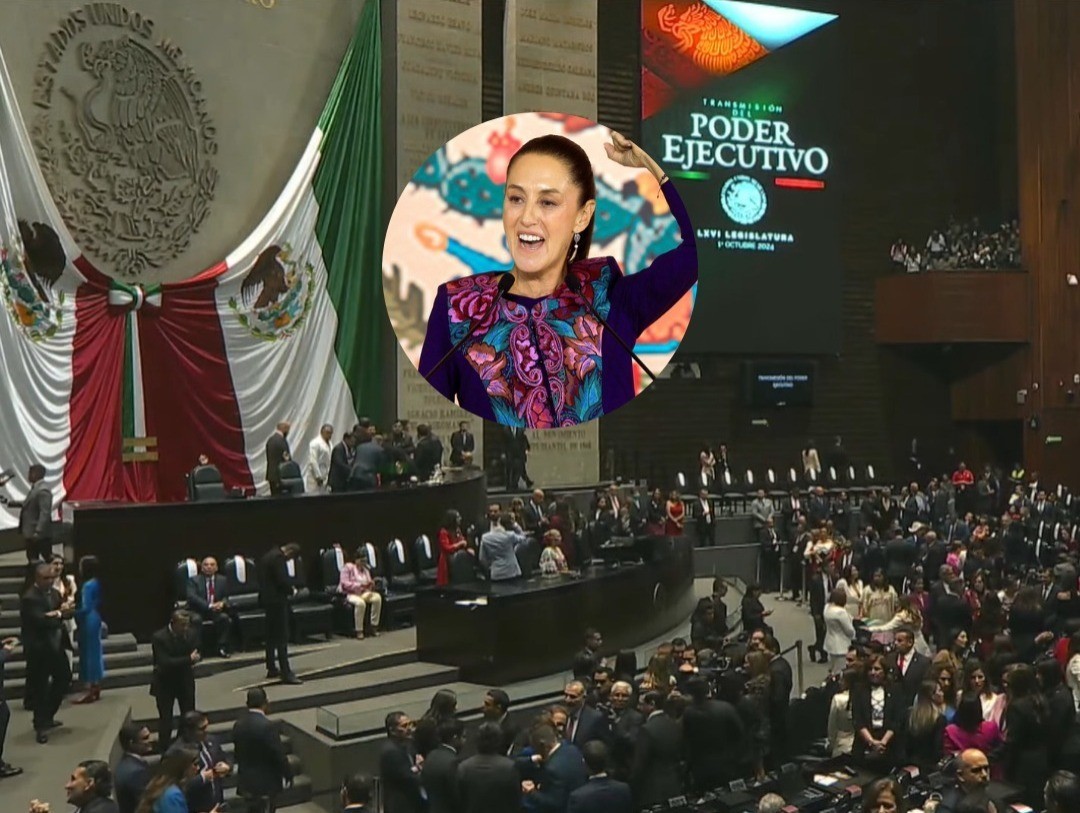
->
[570,232,581,262]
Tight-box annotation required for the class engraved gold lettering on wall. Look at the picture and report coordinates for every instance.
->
[523,424,599,487]
[396,345,484,468]
[395,0,482,192]
[504,0,598,118]
[395,0,483,438]
[30,3,218,278]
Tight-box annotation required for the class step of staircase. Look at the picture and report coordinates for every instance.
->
[0,575,24,593]
[3,645,152,680]
[0,633,139,665]
[224,774,312,808]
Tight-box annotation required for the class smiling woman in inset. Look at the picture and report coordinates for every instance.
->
[419,131,697,427]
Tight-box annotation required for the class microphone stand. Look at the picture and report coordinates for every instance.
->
[564,275,658,381]
[421,273,515,382]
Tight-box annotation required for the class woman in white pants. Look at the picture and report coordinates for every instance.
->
[823,586,856,674]
[338,548,382,639]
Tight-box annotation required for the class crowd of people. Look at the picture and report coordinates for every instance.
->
[740,463,1080,810]
[889,216,1021,273]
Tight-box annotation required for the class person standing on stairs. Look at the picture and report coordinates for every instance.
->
[20,561,72,744]
[73,555,105,704]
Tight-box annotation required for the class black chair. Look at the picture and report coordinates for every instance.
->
[285,554,333,642]
[223,556,265,647]
[448,549,478,585]
[189,465,226,502]
[413,535,437,583]
[386,539,417,591]
[174,559,199,608]
[361,541,384,579]
[278,460,304,495]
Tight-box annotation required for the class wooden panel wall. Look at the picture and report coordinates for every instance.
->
[1015,2,1080,484]
[875,273,1030,345]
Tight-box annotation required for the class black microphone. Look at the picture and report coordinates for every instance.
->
[564,274,657,381]
[422,273,515,382]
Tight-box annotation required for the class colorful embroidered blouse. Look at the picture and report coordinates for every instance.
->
[418,181,697,427]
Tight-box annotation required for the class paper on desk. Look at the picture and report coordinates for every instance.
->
[454,598,488,607]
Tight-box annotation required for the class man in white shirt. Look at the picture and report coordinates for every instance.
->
[304,424,333,494]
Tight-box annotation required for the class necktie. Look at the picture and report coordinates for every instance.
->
[898,654,905,673]
[207,579,214,604]
[567,714,577,742]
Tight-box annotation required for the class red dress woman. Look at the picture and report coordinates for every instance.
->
[436,510,469,586]
[665,490,685,536]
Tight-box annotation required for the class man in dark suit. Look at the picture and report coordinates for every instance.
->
[259,543,302,684]
[0,633,20,777]
[693,488,714,547]
[167,710,232,812]
[607,681,643,782]
[348,435,387,491]
[380,711,424,813]
[936,748,992,813]
[340,772,374,812]
[759,517,782,593]
[563,680,610,748]
[421,717,463,813]
[20,561,71,743]
[505,426,533,490]
[764,635,793,765]
[887,627,930,704]
[414,424,444,481]
[885,527,919,593]
[523,489,549,535]
[150,610,199,750]
[328,431,356,493]
[923,531,948,581]
[480,689,521,756]
[458,721,521,813]
[233,687,292,813]
[62,759,120,813]
[807,561,835,664]
[20,463,52,562]
[185,556,233,658]
[522,723,587,812]
[449,420,475,467]
[630,692,682,808]
[114,722,152,813]
[682,675,745,792]
[572,629,603,682]
[565,678,609,747]
[265,421,292,495]
[568,741,633,813]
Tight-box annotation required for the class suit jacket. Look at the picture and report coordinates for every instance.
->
[449,430,475,466]
[380,738,425,813]
[167,734,230,811]
[78,799,119,813]
[884,536,917,579]
[421,744,460,813]
[328,441,353,492]
[349,441,386,489]
[414,435,444,480]
[150,625,196,696]
[526,742,588,813]
[457,753,520,813]
[759,526,781,555]
[564,705,607,751]
[265,432,290,489]
[186,574,230,616]
[258,548,293,608]
[20,584,64,654]
[506,427,530,459]
[114,753,152,813]
[19,479,52,540]
[768,656,794,729]
[682,699,745,788]
[479,528,526,581]
[851,684,905,742]
[568,776,634,813]
[631,712,683,806]
[887,649,930,703]
[610,708,644,780]
[233,710,291,797]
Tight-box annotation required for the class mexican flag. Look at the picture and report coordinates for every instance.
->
[0,2,383,523]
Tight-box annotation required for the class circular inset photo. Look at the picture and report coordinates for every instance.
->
[383,112,698,429]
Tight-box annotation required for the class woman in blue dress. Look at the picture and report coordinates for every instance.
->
[74,555,104,704]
